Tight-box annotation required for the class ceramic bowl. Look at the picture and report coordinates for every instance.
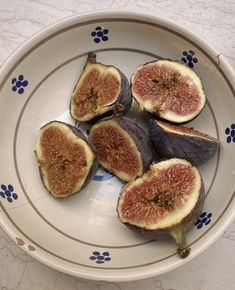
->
[0,11,235,281]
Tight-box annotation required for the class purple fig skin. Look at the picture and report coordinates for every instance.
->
[70,52,132,124]
[35,121,98,198]
[116,116,153,173]
[149,119,220,166]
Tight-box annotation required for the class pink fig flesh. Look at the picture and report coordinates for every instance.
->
[117,158,205,258]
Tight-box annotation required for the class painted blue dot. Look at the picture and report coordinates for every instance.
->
[188,62,194,68]
[12,86,17,92]
[8,184,14,192]
[205,219,211,225]
[193,57,198,63]
[18,88,24,94]
[102,36,108,41]
[102,252,109,256]
[195,219,200,225]
[0,192,5,198]
[189,50,195,55]
[207,213,212,218]
[186,55,193,61]
[7,197,13,203]
[230,130,235,137]
[183,51,188,56]
[89,256,96,260]
[16,81,22,88]
[12,193,18,200]
[197,223,203,229]
[233,137,235,143]
[201,217,207,224]
[91,31,96,37]
[181,57,187,63]
[103,29,109,34]
[95,26,102,31]
[104,257,111,261]
[96,260,104,264]
[93,251,100,256]
[94,38,100,43]
[97,31,103,37]
[227,136,232,143]
[12,78,17,84]
[97,255,105,260]
[231,124,235,129]
[200,212,207,218]
[22,80,28,87]
[225,127,230,135]
[4,190,11,197]
[18,75,24,81]
[1,184,6,191]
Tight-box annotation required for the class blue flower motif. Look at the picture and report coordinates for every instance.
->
[11,75,28,94]
[93,169,114,181]
[89,251,111,264]
[91,26,109,43]
[225,124,235,143]
[181,50,198,68]
[195,212,212,229]
[0,184,18,203]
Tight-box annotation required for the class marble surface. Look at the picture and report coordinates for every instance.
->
[0,0,235,289]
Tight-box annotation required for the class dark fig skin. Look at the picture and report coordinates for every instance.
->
[116,116,153,173]
[70,52,132,123]
[35,121,99,198]
[89,116,153,182]
[149,119,220,166]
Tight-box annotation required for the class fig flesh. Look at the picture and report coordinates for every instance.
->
[131,60,206,123]
[117,158,205,258]
[89,116,153,182]
[149,119,220,166]
[35,121,98,197]
[70,52,132,122]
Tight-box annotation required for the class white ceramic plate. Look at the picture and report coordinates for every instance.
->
[0,11,235,282]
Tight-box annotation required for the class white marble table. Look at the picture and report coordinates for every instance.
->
[0,1,235,289]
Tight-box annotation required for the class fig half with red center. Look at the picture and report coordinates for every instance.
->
[89,116,153,182]
[131,60,206,123]
[117,158,205,258]
[35,121,98,197]
[70,52,132,122]
[149,119,220,166]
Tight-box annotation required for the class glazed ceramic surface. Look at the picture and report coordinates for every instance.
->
[0,11,235,281]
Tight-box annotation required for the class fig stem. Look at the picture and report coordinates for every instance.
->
[113,102,125,117]
[170,226,191,259]
[88,52,96,63]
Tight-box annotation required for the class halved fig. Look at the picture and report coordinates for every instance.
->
[117,158,205,258]
[131,60,206,123]
[89,116,153,182]
[149,119,220,166]
[35,121,98,197]
[70,52,132,122]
